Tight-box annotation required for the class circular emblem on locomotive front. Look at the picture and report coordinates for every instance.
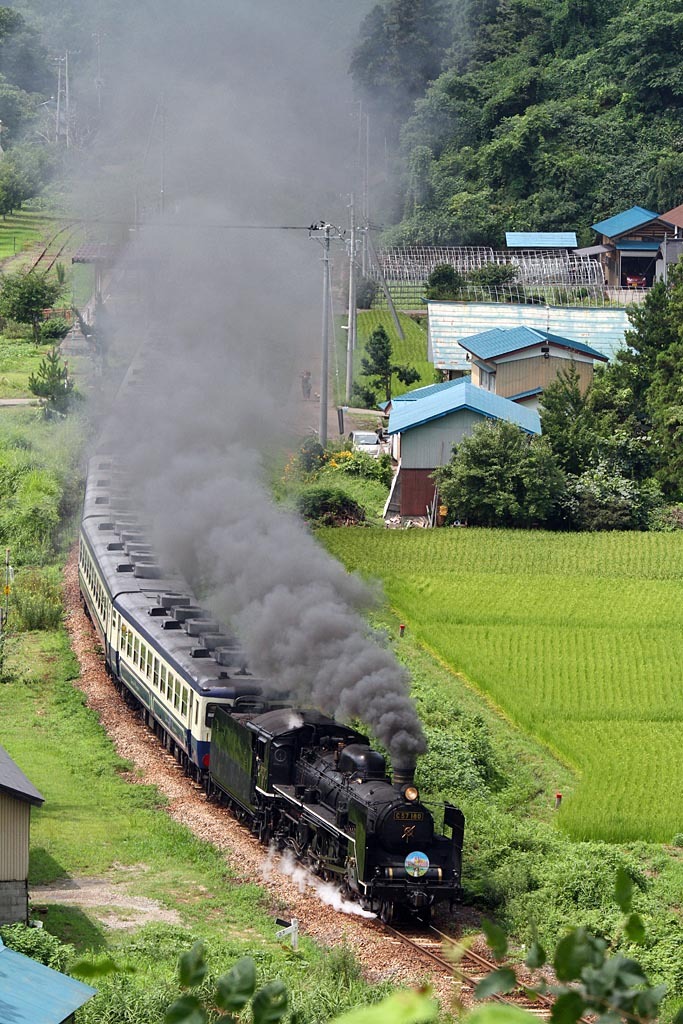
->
[404,851,430,877]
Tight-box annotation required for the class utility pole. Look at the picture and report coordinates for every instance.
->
[93,32,104,115]
[346,195,357,403]
[159,99,166,215]
[320,223,331,446]
[64,51,70,149]
[55,58,62,143]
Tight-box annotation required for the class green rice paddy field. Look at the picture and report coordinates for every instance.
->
[321,528,683,844]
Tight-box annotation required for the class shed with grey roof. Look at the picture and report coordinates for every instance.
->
[0,746,44,925]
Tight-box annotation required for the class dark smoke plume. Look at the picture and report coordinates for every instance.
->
[88,2,427,768]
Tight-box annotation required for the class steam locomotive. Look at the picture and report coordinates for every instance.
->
[79,455,464,921]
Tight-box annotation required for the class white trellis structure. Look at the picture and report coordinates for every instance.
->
[369,245,618,308]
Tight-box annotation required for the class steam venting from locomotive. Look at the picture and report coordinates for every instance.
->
[86,1,428,769]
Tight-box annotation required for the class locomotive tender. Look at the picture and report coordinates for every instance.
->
[79,455,464,920]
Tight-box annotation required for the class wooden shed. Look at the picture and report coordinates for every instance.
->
[0,745,44,925]
[386,380,540,517]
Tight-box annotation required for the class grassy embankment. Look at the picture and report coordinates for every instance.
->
[320,527,683,1013]
[0,630,393,1023]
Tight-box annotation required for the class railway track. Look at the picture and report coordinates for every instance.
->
[384,920,554,1018]
[28,222,77,273]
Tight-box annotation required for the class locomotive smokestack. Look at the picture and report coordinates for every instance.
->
[393,766,415,788]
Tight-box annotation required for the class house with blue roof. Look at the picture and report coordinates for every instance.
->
[455,326,607,412]
[583,205,676,289]
[0,936,96,1023]
[385,380,540,517]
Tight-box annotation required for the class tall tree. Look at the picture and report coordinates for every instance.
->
[27,347,74,415]
[354,324,419,403]
[539,363,598,476]
[0,271,61,343]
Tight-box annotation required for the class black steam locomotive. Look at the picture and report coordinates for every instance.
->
[208,705,464,922]
[79,455,464,922]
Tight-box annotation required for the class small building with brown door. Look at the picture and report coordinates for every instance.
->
[0,745,44,925]
[386,380,540,517]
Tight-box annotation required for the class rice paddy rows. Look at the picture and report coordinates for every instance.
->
[321,529,683,842]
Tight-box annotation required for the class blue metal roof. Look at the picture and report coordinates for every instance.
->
[508,387,543,401]
[0,939,96,1023]
[615,240,661,251]
[457,326,607,362]
[387,381,540,436]
[591,206,660,238]
[506,231,577,248]
[392,379,467,402]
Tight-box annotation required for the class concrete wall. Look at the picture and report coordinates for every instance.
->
[0,879,28,925]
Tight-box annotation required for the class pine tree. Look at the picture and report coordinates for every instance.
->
[28,348,74,415]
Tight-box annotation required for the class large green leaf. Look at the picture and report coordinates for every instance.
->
[475,968,517,999]
[179,941,208,989]
[251,980,288,1024]
[614,867,633,914]
[164,994,208,1024]
[215,957,257,1012]
[481,918,508,960]
[330,989,438,1024]
[550,990,584,1024]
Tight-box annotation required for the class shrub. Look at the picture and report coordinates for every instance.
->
[466,263,518,288]
[0,923,74,972]
[327,449,393,488]
[39,317,70,342]
[298,436,325,473]
[297,486,365,525]
[12,567,63,630]
[564,466,664,531]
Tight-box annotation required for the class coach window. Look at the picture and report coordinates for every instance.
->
[133,636,139,665]
[127,629,133,657]
[194,698,199,725]
[167,672,175,700]
[174,678,180,710]
[181,686,188,718]
[160,665,167,694]
[140,643,147,670]
[146,648,153,678]
[153,657,159,688]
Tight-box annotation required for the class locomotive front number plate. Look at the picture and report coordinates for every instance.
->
[394,811,424,821]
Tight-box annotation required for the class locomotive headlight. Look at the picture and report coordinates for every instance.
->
[404,785,419,803]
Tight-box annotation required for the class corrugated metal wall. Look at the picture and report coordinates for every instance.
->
[428,302,630,368]
[497,354,593,397]
[0,793,30,880]
[402,409,483,469]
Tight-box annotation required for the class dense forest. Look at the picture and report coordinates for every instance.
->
[350,0,683,246]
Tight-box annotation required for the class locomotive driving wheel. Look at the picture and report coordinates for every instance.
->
[379,901,395,925]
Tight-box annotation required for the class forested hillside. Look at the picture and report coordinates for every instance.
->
[351,0,683,245]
